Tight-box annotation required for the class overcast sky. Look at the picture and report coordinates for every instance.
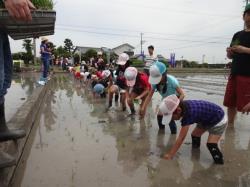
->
[9,0,246,63]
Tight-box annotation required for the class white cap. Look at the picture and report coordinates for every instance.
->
[97,51,103,56]
[117,53,129,65]
[102,70,111,79]
[149,61,167,85]
[159,95,180,124]
[124,67,138,87]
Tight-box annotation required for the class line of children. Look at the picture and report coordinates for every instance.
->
[67,50,229,165]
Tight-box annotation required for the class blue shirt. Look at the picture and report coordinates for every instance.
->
[40,44,50,60]
[152,75,180,98]
[181,100,225,127]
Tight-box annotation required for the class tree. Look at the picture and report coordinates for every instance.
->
[55,46,70,58]
[83,49,97,61]
[63,38,74,54]
[22,39,33,64]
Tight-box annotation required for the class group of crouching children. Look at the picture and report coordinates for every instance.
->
[68,52,228,165]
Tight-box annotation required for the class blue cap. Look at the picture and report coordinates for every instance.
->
[93,84,104,94]
[149,61,167,84]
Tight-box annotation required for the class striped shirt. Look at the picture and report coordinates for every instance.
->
[144,55,158,69]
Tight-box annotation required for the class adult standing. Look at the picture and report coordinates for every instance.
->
[0,0,35,169]
[144,45,158,75]
[38,37,51,85]
[224,4,250,126]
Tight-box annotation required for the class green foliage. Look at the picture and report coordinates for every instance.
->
[131,59,144,67]
[63,38,74,54]
[73,53,80,64]
[12,52,25,60]
[22,39,34,64]
[0,0,54,9]
[82,49,97,61]
[13,60,23,72]
[55,46,70,58]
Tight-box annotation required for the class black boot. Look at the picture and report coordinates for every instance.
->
[131,107,136,115]
[157,115,165,130]
[169,120,177,134]
[0,102,26,142]
[115,94,119,102]
[0,151,16,169]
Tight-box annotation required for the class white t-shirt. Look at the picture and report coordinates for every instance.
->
[144,54,158,68]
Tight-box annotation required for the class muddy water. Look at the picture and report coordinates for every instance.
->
[11,74,250,187]
[5,73,40,121]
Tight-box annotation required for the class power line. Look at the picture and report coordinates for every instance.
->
[56,26,229,45]
[56,22,233,43]
[56,23,232,40]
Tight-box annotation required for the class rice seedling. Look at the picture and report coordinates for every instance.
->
[0,0,54,10]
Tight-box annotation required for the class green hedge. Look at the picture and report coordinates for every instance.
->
[131,59,144,67]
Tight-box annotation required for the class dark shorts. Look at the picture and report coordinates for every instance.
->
[223,75,250,111]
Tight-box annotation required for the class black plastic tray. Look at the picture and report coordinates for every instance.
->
[0,9,56,40]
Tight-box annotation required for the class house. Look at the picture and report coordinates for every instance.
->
[111,43,135,56]
[74,46,101,54]
[74,43,135,56]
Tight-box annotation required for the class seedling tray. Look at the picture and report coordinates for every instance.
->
[0,9,56,40]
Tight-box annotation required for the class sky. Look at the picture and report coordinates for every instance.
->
[9,0,246,64]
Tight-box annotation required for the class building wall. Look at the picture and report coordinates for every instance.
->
[113,45,134,55]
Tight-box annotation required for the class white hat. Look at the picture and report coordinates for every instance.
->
[97,51,103,56]
[117,53,129,65]
[102,70,111,79]
[124,67,138,87]
[159,95,180,124]
[149,61,167,85]
[41,37,48,42]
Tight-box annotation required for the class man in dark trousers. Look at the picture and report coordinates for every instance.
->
[0,0,35,169]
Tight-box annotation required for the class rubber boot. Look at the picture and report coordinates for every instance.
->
[108,100,112,108]
[131,107,136,115]
[168,120,177,134]
[115,94,119,102]
[157,115,165,130]
[0,102,26,142]
[0,151,16,169]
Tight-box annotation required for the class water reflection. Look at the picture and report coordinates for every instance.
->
[10,74,250,187]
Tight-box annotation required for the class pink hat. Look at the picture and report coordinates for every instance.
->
[124,67,138,87]
[117,53,129,65]
[159,95,180,124]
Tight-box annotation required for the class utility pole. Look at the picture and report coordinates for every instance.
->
[140,33,143,55]
[33,38,36,64]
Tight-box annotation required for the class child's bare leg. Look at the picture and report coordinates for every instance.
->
[191,127,206,148]
[120,92,126,111]
[207,134,224,164]
[227,107,237,126]
[127,92,137,114]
